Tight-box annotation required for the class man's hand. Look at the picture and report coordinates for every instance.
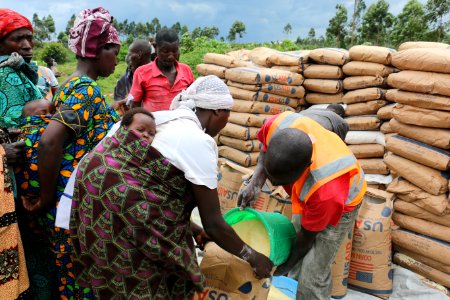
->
[238,181,261,210]
[2,141,25,165]
[194,230,210,250]
[247,249,274,279]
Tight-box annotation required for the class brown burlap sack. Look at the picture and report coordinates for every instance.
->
[377,103,395,120]
[387,70,450,97]
[303,79,343,94]
[303,64,344,79]
[227,80,261,92]
[225,67,304,85]
[343,88,386,104]
[394,200,450,228]
[218,135,262,152]
[232,99,294,115]
[269,50,310,66]
[393,213,450,243]
[380,122,394,134]
[348,144,385,158]
[309,48,350,66]
[386,177,448,215]
[260,83,305,98]
[248,47,278,67]
[331,229,354,298]
[358,158,389,174]
[391,48,450,74]
[217,161,252,213]
[271,65,304,73]
[256,92,302,108]
[218,146,259,167]
[196,63,227,78]
[228,86,258,101]
[345,100,388,116]
[393,253,450,289]
[226,49,251,61]
[389,119,450,149]
[386,135,450,170]
[384,152,448,195]
[305,92,344,104]
[395,246,450,275]
[392,104,450,128]
[343,76,385,90]
[203,53,239,68]
[343,61,395,77]
[349,189,393,299]
[346,116,381,131]
[385,89,450,111]
[228,112,269,127]
[398,41,450,51]
[219,123,259,140]
[349,45,396,65]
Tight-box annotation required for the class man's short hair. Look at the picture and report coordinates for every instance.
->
[155,28,179,45]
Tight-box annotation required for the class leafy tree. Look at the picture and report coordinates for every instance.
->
[32,14,56,44]
[308,28,316,40]
[425,0,450,41]
[57,32,68,45]
[227,20,246,42]
[391,0,428,46]
[171,22,182,35]
[326,4,348,48]
[180,25,189,36]
[350,0,366,45]
[360,0,395,45]
[202,26,220,39]
[65,14,76,34]
[151,17,162,35]
[283,23,292,36]
[191,27,203,40]
[40,42,68,63]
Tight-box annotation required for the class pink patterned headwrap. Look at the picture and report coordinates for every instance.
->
[68,7,120,58]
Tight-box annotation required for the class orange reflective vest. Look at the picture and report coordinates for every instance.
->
[266,111,366,214]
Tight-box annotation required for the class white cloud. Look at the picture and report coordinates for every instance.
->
[168,1,221,20]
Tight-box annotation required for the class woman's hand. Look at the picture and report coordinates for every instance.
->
[110,99,129,116]
[247,250,274,279]
[2,141,25,165]
[21,195,44,213]
[194,230,210,250]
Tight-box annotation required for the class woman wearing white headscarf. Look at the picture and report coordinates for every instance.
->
[70,75,273,299]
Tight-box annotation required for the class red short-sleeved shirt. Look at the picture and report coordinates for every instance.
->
[129,59,194,112]
[257,115,356,232]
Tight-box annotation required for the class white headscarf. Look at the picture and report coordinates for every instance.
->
[170,75,234,111]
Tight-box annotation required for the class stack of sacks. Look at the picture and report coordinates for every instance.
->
[196,52,251,80]
[384,41,450,291]
[216,48,306,168]
[342,45,397,188]
[304,48,349,106]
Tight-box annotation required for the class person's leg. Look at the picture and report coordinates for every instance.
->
[296,207,360,300]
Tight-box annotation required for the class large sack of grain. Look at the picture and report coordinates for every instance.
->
[261,83,305,98]
[393,213,450,243]
[309,48,350,65]
[392,104,450,128]
[225,67,304,85]
[345,131,386,146]
[377,103,395,120]
[343,76,385,90]
[385,89,450,111]
[343,88,385,104]
[228,112,269,127]
[343,61,395,77]
[392,228,450,266]
[219,123,259,140]
[394,200,450,228]
[256,92,303,108]
[391,48,450,74]
[218,135,262,152]
[248,47,278,67]
[348,144,385,159]
[346,116,381,131]
[359,158,389,174]
[305,93,344,104]
[196,63,227,78]
[331,229,354,298]
[218,146,259,167]
[393,253,450,289]
[303,64,344,79]
[380,122,394,134]
[394,246,450,275]
[271,65,304,73]
[384,152,449,195]
[217,161,252,213]
[386,135,450,170]
[349,188,393,299]
[387,70,450,97]
[345,100,388,116]
[269,50,310,66]
[227,80,261,91]
[389,119,450,149]
[232,99,295,115]
[203,53,248,68]
[228,86,258,101]
[303,79,343,94]
[398,41,450,51]
[226,49,251,61]
[386,177,448,215]
[349,45,396,65]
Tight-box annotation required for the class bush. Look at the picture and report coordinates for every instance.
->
[40,42,69,64]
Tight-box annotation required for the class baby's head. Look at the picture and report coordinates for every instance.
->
[22,99,55,117]
[121,108,156,144]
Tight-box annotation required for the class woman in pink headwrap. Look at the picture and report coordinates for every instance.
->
[20,7,121,299]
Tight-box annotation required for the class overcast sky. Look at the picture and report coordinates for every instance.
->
[3,0,426,42]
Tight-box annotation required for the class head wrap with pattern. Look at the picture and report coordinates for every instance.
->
[0,9,33,39]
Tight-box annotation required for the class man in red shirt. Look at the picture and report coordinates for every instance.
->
[239,112,366,299]
[129,28,194,111]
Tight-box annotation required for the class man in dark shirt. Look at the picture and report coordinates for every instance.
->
[113,39,154,101]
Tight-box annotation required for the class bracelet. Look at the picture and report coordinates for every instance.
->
[239,244,254,262]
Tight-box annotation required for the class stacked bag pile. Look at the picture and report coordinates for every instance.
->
[382,41,450,291]
[342,45,397,189]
